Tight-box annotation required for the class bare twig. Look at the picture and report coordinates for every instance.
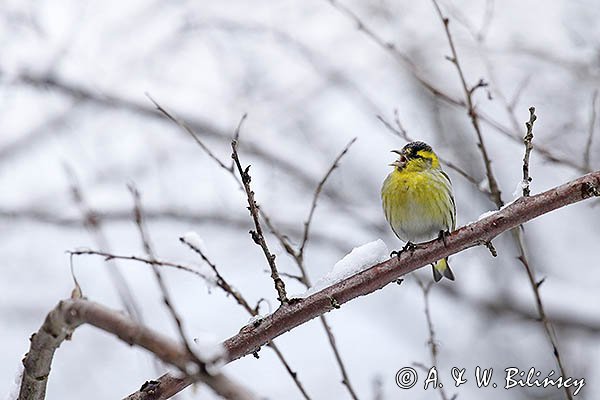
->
[71,242,312,399]
[415,278,450,400]
[517,255,573,400]
[431,5,573,399]
[522,107,537,196]
[127,170,600,398]
[146,103,312,395]
[584,90,598,171]
[64,165,143,323]
[262,141,361,399]
[439,283,600,335]
[18,299,256,400]
[231,140,288,304]
[178,236,312,399]
[431,0,502,206]
[299,138,356,258]
[17,72,338,199]
[147,94,233,172]
[128,185,203,373]
[514,109,572,400]
[0,207,350,253]
[325,0,591,175]
[68,249,215,281]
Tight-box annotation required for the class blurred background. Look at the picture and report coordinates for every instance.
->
[1,0,599,398]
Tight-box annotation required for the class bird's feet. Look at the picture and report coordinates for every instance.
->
[390,241,419,258]
[438,230,450,247]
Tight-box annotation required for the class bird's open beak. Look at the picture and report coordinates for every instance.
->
[389,150,406,169]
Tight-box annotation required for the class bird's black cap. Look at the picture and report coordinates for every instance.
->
[403,141,432,156]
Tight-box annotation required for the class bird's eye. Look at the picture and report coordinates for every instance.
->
[399,155,407,163]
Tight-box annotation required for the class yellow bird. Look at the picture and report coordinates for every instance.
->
[381,141,456,281]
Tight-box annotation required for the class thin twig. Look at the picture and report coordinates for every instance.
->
[64,165,144,323]
[325,0,591,175]
[68,249,215,281]
[178,237,260,316]
[431,0,502,206]
[299,138,356,258]
[0,207,350,253]
[178,236,312,399]
[231,140,288,304]
[415,277,450,400]
[517,255,573,400]
[149,104,312,396]
[522,107,537,196]
[262,142,361,399]
[147,94,233,172]
[515,109,573,400]
[128,185,204,373]
[584,90,598,171]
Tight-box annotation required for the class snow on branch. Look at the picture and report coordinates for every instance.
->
[127,170,600,399]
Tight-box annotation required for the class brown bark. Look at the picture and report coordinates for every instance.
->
[126,170,600,399]
[18,299,256,400]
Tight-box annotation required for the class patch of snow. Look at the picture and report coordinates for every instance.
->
[181,231,206,253]
[299,239,389,297]
[499,197,519,211]
[513,179,528,198]
[247,314,264,325]
[194,332,227,375]
[477,210,497,221]
[478,178,490,192]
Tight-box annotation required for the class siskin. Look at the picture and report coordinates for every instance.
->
[381,141,456,282]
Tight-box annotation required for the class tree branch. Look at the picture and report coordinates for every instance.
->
[521,107,537,197]
[231,140,288,304]
[415,278,450,400]
[324,0,590,175]
[126,170,600,398]
[431,0,502,206]
[178,235,312,399]
[18,299,256,400]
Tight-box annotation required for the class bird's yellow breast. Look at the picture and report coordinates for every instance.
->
[381,168,454,242]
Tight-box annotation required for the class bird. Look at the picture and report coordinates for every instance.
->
[381,141,456,282]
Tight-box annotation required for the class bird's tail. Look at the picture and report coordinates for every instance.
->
[432,257,455,282]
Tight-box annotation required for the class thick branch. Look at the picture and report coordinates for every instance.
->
[129,170,600,398]
[224,172,600,360]
[18,299,256,400]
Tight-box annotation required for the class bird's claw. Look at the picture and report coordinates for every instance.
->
[402,241,418,253]
[390,241,418,258]
[438,230,450,247]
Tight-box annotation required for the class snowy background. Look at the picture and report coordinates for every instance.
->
[1,0,599,398]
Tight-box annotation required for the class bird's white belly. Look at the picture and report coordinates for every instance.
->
[393,201,445,243]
